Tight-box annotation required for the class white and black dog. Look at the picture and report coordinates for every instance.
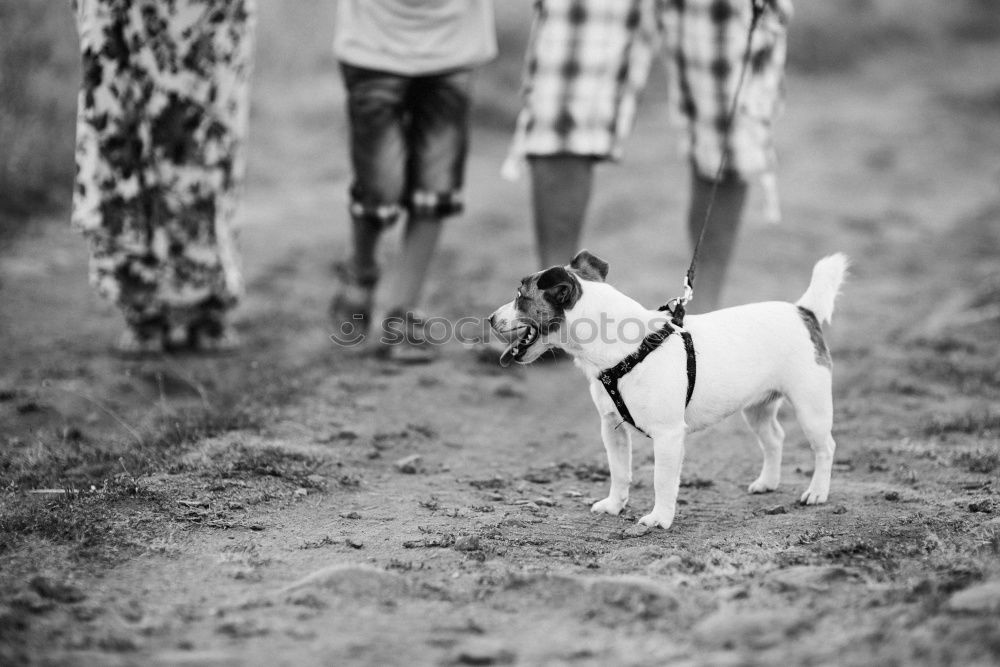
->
[489,251,848,530]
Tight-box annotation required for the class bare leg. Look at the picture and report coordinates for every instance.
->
[743,397,785,494]
[350,216,382,282]
[638,424,686,529]
[382,215,444,311]
[330,216,381,335]
[591,415,633,516]
[529,155,594,268]
[686,167,748,313]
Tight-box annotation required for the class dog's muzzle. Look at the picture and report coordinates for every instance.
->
[490,308,539,366]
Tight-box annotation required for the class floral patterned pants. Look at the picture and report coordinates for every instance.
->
[72,0,255,336]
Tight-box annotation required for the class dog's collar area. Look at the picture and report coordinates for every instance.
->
[598,319,696,436]
[657,298,686,327]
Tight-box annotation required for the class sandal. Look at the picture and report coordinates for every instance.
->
[374,308,437,364]
[114,325,164,357]
[188,317,241,354]
[329,262,378,340]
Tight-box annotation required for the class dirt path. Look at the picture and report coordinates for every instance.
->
[3,3,1000,665]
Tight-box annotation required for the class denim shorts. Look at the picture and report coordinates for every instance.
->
[340,62,473,227]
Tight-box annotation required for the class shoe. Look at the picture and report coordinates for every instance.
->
[114,325,164,357]
[329,262,378,337]
[189,320,241,353]
[374,308,437,364]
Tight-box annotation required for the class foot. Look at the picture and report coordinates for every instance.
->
[329,262,377,341]
[190,321,241,353]
[591,496,627,516]
[114,327,164,356]
[748,477,779,494]
[375,308,437,364]
[164,323,191,350]
[799,485,829,505]
[637,508,675,530]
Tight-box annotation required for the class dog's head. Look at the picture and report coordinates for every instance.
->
[489,250,609,364]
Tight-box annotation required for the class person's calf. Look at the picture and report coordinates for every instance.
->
[349,214,384,284]
[530,154,595,268]
[381,214,444,313]
[685,169,748,313]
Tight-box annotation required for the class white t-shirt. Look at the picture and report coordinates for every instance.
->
[334,0,497,76]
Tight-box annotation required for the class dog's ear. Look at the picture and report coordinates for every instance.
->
[569,250,609,282]
[537,266,581,309]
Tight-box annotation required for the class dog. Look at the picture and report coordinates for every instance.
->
[489,250,848,530]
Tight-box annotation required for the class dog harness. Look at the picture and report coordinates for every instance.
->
[598,317,696,436]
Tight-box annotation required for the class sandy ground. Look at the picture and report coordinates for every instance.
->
[2,3,1000,666]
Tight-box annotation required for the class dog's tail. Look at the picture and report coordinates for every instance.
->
[796,253,849,325]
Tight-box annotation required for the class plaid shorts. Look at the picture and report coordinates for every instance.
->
[511,0,792,182]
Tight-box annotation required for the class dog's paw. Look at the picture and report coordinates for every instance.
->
[637,510,674,530]
[799,487,829,505]
[591,497,626,516]
[748,478,779,494]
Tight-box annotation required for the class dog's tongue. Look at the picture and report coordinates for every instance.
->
[499,339,520,367]
[498,328,532,366]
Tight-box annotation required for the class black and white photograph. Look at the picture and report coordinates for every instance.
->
[1,0,998,664]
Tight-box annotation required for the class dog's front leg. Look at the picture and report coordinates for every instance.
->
[591,414,632,516]
[638,424,685,530]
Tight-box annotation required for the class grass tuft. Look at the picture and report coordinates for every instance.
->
[951,449,1000,474]
[0,476,166,561]
[920,411,1000,438]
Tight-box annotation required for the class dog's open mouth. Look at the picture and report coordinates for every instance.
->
[499,324,539,365]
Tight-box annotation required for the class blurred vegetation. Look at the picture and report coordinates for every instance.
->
[1,0,998,239]
[0,1,78,237]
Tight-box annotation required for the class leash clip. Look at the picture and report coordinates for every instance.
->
[659,275,693,326]
[680,275,693,308]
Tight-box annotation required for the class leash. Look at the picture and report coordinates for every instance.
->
[599,0,767,435]
[662,0,768,327]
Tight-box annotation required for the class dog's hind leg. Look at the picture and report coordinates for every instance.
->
[591,415,633,516]
[743,394,785,494]
[792,382,836,505]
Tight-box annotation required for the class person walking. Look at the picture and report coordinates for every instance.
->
[508,0,791,312]
[329,0,497,362]
[72,0,256,354]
